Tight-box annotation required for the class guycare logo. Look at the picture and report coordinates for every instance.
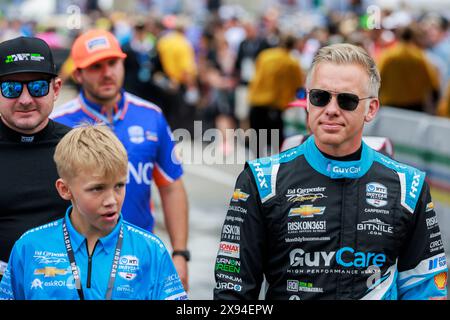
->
[366,182,388,208]
[289,247,386,269]
[331,165,361,175]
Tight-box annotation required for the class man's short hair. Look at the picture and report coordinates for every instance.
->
[306,43,381,97]
[54,124,128,180]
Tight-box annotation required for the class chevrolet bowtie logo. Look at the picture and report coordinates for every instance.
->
[289,205,326,218]
[231,189,250,202]
[34,267,68,277]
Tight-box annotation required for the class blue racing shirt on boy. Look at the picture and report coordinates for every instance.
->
[0,207,187,300]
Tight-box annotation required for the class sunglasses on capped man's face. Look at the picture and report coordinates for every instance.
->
[308,89,374,111]
[0,79,51,99]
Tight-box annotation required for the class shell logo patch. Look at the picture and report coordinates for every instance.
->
[434,272,448,290]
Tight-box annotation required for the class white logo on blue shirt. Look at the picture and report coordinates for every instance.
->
[128,126,145,144]
[31,279,43,290]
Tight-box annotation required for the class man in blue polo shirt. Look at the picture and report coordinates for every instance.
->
[51,29,190,290]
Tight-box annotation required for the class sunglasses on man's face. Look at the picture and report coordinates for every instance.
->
[0,79,51,99]
[308,89,373,111]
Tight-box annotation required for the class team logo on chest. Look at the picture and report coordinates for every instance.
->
[128,125,145,144]
[366,182,388,208]
[118,255,140,281]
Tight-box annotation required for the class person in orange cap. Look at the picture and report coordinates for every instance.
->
[51,29,190,291]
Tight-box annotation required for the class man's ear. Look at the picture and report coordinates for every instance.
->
[72,68,83,85]
[364,98,380,123]
[52,77,62,102]
[55,178,72,201]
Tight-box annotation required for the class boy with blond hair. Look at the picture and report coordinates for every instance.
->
[0,125,187,300]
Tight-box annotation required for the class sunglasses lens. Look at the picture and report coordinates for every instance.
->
[337,93,359,111]
[1,82,22,98]
[27,80,49,97]
[309,89,331,107]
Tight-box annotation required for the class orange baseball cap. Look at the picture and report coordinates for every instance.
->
[71,29,127,69]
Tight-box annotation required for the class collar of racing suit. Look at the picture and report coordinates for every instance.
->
[63,205,124,255]
[0,118,55,143]
[78,89,126,125]
[304,135,374,179]
[319,145,362,162]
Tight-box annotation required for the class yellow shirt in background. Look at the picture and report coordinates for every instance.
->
[437,81,450,118]
[378,43,439,108]
[248,47,304,111]
[157,31,197,85]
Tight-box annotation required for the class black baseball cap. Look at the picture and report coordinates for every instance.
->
[0,36,57,78]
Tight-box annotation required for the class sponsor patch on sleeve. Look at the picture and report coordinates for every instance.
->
[434,272,448,290]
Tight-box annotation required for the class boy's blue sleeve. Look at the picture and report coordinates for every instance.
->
[153,250,188,300]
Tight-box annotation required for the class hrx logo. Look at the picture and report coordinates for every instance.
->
[252,162,268,188]
[409,173,421,199]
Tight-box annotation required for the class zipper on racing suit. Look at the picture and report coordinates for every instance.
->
[336,179,345,298]
[86,241,99,289]
[336,178,359,299]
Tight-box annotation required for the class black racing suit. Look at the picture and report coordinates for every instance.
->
[0,120,71,277]
[214,136,448,300]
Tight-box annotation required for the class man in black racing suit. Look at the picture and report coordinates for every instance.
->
[213,43,448,300]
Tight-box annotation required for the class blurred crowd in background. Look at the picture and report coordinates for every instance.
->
[0,0,450,154]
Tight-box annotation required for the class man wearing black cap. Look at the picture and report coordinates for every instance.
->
[0,37,71,280]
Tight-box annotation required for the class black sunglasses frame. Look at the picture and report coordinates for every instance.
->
[308,89,374,111]
[0,79,52,99]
